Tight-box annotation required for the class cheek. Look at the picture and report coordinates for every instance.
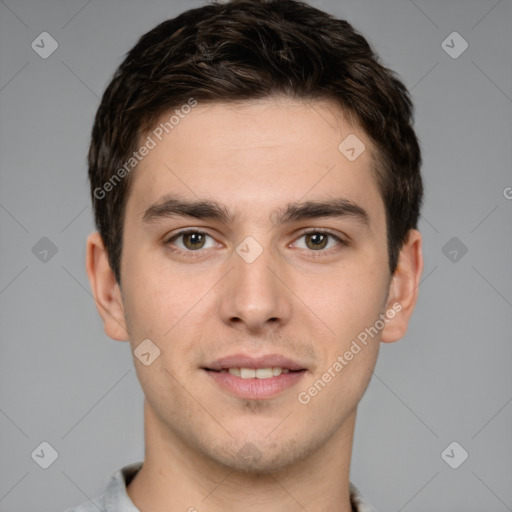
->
[121,250,220,376]
[303,261,389,343]
[121,244,191,335]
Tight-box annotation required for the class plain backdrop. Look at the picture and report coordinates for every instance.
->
[0,1,511,511]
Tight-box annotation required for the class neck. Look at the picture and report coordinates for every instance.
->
[127,401,357,512]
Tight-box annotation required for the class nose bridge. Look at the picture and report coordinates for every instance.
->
[220,235,290,330]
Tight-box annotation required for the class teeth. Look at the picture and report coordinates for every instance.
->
[256,368,273,379]
[224,367,290,379]
[240,368,256,379]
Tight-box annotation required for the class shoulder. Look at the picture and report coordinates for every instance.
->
[61,462,143,512]
[61,489,110,512]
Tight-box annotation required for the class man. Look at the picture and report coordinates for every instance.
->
[67,0,424,510]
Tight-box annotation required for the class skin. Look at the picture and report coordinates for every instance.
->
[86,97,423,512]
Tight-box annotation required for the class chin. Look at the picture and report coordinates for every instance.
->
[204,436,313,476]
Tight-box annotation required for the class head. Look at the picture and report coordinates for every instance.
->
[86,0,423,474]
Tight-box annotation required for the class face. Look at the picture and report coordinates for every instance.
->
[100,97,408,473]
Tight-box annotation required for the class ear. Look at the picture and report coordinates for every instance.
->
[85,231,129,341]
[381,229,423,343]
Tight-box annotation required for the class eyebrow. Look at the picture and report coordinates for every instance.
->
[141,194,370,227]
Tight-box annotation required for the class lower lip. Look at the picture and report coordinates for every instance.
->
[204,369,306,400]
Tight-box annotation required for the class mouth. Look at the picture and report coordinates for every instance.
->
[202,354,308,399]
[204,367,305,379]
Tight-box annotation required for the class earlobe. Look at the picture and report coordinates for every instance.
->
[85,231,130,341]
[381,229,424,343]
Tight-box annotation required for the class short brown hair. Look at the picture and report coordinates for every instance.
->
[89,0,423,284]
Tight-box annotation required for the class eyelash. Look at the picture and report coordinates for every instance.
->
[164,228,348,258]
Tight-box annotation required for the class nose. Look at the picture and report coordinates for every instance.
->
[218,241,292,334]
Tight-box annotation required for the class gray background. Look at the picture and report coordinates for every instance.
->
[1,0,511,511]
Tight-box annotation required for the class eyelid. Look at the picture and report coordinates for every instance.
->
[294,227,347,241]
[290,228,347,251]
[164,228,218,246]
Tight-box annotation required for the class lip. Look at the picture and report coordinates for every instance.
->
[204,353,306,372]
[202,353,308,400]
[204,368,307,400]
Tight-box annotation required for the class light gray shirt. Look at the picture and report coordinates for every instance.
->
[63,461,378,512]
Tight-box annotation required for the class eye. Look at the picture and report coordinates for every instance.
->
[164,228,347,256]
[292,230,345,252]
[165,229,217,252]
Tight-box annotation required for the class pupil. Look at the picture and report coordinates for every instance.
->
[186,233,204,249]
[307,233,327,250]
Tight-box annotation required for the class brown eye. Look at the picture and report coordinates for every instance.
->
[304,232,329,250]
[182,232,207,250]
[166,230,216,252]
[292,230,346,254]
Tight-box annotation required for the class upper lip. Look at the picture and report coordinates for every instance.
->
[204,353,306,371]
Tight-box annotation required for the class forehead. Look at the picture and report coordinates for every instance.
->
[125,97,385,229]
